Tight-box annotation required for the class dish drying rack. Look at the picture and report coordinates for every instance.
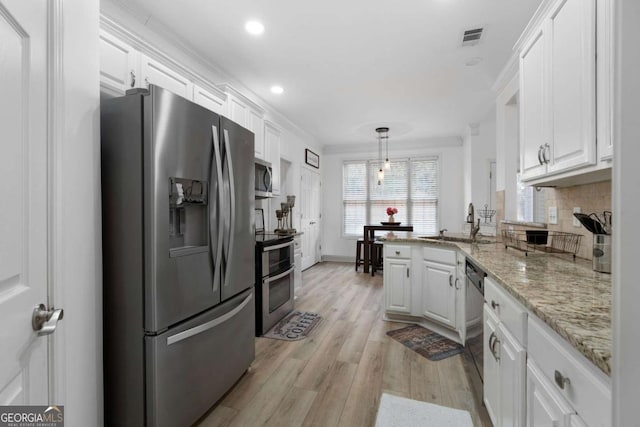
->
[478,204,496,223]
[501,230,582,258]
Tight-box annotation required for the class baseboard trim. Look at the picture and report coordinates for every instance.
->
[321,255,353,263]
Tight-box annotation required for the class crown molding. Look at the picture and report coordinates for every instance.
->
[99,4,317,145]
[322,136,463,155]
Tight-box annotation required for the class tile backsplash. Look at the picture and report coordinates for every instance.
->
[545,180,612,260]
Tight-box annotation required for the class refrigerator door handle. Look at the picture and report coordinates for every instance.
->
[211,125,224,291]
[223,128,236,289]
[166,293,253,346]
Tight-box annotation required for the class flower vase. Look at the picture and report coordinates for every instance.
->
[388,215,395,223]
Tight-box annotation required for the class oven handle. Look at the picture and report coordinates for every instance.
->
[263,241,294,252]
[264,266,295,284]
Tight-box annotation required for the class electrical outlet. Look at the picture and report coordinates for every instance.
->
[548,206,558,225]
[573,207,581,227]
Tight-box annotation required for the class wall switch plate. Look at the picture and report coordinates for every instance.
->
[548,206,558,225]
[573,207,581,227]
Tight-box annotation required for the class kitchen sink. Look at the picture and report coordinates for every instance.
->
[417,235,494,244]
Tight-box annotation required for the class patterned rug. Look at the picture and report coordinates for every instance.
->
[386,324,463,361]
[263,311,322,341]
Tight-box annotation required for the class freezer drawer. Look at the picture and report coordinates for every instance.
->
[145,289,255,427]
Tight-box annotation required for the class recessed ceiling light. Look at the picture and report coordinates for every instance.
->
[270,86,284,95]
[245,21,264,35]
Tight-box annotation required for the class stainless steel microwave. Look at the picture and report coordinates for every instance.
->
[255,158,273,198]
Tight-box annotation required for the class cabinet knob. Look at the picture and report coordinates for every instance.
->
[491,300,500,310]
[395,251,400,255]
[554,370,570,390]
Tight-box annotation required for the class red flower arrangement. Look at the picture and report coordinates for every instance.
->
[386,207,398,216]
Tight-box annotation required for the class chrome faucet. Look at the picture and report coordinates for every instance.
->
[439,228,448,238]
[470,219,481,242]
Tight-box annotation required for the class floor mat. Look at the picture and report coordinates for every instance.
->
[263,311,322,341]
[375,393,473,426]
[386,324,463,361]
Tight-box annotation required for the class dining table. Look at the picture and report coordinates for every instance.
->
[363,224,414,276]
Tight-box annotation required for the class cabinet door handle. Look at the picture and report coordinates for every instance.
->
[449,274,453,287]
[454,277,460,290]
[491,300,499,310]
[554,370,570,390]
[130,70,136,87]
[537,145,544,165]
[543,143,551,164]
[488,332,498,362]
[492,336,500,361]
[406,267,410,278]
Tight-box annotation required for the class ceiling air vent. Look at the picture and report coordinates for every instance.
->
[461,27,484,46]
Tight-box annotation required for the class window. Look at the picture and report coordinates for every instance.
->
[516,174,546,222]
[342,157,439,236]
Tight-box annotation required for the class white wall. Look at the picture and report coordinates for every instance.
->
[57,0,102,425]
[321,139,464,259]
[613,0,640,422]
[469,116,497,211]
[495,74,520,220]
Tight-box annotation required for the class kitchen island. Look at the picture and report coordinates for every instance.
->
[378,232,611,376]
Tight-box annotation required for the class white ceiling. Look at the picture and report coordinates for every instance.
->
[112,0,542,146]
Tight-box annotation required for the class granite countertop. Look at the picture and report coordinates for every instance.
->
[379,232,612,376]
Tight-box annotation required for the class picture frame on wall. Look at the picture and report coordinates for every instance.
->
[305,149,319,168]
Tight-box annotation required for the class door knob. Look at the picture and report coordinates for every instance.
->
[32,304,64,336]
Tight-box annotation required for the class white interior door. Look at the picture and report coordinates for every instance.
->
[0,0,50,405]
[300,167,321,270]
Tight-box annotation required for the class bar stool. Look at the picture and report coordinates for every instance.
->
[355,239,383,272]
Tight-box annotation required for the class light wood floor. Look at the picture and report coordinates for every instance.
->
[196,262,492,427]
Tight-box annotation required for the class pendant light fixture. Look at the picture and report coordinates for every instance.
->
[376,127,389,185]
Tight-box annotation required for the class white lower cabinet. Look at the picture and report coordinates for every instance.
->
[421,261,456,328]
[384,256,411,314]
[483,277,527,427]
[527,359,574,427]
[498,323,526,427]
[484,306,500,425]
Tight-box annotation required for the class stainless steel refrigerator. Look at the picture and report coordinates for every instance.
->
[101,85,255,427]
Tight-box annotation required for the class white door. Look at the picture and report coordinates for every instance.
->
[0,0,52,405]
[300,167,321,270]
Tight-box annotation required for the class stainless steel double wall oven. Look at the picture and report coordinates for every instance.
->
[255,234,295,335]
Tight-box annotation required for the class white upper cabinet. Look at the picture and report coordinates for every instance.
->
[597,0,614,161]
[249,110,265,159]
[264,120,281,195]
[520,27,548,181]
[519,0,602,185]
[546,0,596,174]
[218,84,266,159]
[192,84,227,116]
[140,54,192,100]
[99,30,138,95]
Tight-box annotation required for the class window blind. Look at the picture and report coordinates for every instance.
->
[342,157,439,236]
